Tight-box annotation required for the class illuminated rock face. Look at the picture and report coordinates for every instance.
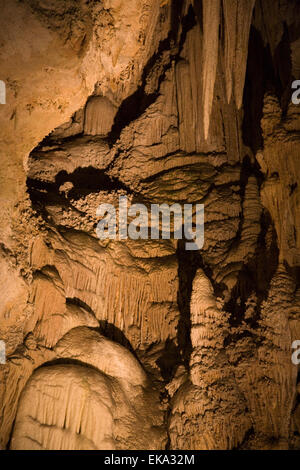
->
[10,328,165,451]
[0,0,300,451]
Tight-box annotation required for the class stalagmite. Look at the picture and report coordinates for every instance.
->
[169,269,251,450]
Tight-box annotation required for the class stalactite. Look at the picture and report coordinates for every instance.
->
[202,0,255,136]
[223,0,238,104]
[234,0,256,109]
[84,96,117,136]
[222,0,255,108]
[202,0,221,140]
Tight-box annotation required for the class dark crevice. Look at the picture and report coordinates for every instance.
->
[156,339,181,382]
[66,297,95,317]
[290,182,298,196]
[242,27,274,153]
[243,20,294,154]
[176,242,224,370]
[26,166,132,224]
[273,23,293,114]
[176,240,199,369]
[225,209,279,328]
[35,357,105,376]
[5,418,16,450]
[97,321,137,358]
[238,426,255,450]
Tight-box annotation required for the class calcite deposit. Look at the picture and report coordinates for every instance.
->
[0,0,300,450]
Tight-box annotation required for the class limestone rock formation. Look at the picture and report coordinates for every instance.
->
[0,0,300,451]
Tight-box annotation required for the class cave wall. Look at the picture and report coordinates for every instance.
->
[0,0,300,450]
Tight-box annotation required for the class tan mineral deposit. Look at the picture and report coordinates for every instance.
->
[0,0,300,451]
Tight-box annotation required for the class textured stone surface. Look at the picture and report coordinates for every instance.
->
[0,0,300,451]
